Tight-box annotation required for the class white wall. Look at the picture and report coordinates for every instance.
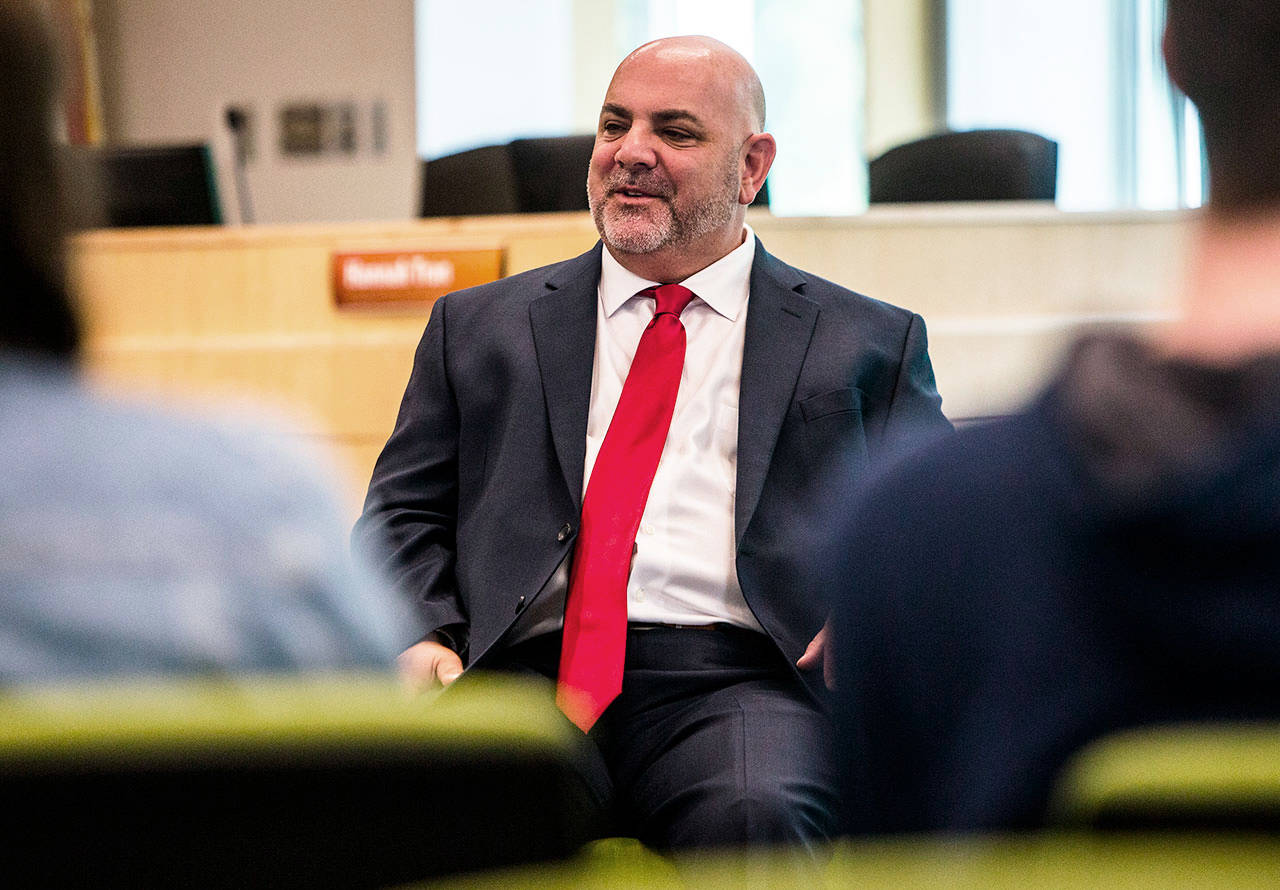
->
[95,0,418,224]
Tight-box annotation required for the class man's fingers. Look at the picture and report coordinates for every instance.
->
[797,621,832,672]
[796,637,823,669]
[397,640,462,692]
[436,650,464,686]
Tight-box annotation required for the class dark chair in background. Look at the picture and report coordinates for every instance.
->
[62,143,223,227]
[868,129,1058,204]
[509,134,596,213]
[418,142,522,216]
[421,134,770,217]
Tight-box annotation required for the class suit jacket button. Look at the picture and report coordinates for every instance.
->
[516,595,526,613]
[557,523,573,542]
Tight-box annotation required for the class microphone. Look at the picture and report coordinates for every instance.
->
[225,106,255,224]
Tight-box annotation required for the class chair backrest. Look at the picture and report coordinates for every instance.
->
[455,832,1280,889]
[1047,722,1280,831]
[62,142,223,227]
[509,134,596,213]
[0,673,596,887]
[507,135,773,212]
[419,143,521,216]
[422,134,771,217]
[868,129,1058,204]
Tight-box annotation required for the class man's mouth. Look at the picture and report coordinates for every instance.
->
[614,187,657,198]
[609,180,669,200]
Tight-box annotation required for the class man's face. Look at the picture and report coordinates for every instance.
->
[586,46,750,264]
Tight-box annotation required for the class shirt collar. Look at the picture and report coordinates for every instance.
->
[598,225,756,322]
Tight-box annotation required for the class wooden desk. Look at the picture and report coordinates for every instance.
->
[70,206,1191,507]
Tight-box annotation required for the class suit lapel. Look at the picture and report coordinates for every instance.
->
[529,244,603,508]
[735,241,818,545]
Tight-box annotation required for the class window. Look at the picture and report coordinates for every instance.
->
[946,0,1203,210]
[415,0,865,216]
[414,0,575,160]
[416,1,1198,214]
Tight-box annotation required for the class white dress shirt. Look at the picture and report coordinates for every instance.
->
[583,227,763,631]
[507,227,764,643]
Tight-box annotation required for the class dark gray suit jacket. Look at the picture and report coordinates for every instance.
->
[355,239,949,692]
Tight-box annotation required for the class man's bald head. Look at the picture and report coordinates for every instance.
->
[588,33,776,281]
[612,36,766,133]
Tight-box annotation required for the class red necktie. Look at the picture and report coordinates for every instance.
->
[557,283,695,731]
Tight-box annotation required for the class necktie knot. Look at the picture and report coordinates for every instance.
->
[648,283,695,318]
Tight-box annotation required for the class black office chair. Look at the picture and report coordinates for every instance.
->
[421,137,592,217]
[868,128,1058,204]
[61,143,223,227]
[511,134,771,210]
[422,133,772,217]
[419,143,521,216]
[509,134,596,212]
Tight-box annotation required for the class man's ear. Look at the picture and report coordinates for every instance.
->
[739,133,777,205]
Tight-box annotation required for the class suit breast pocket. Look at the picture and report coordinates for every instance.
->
[800,387,862,422]
[799,387,869,467]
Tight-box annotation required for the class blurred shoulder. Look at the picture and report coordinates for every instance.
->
[850,409,1057,538]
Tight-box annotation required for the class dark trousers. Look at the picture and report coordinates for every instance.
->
[490,624,838,852]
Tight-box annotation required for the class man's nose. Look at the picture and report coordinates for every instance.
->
[613,127,658,169]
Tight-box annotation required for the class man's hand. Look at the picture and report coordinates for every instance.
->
[397,640,463,693]
[796,620,834,689]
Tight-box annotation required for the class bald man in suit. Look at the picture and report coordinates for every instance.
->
[356,36,948,850]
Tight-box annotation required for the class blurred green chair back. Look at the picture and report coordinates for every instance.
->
[1048,721,1280,830]
[413,721,1280,889]
[0,673,595,887]
[414,832,1280,890]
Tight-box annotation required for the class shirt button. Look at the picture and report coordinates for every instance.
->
[634,587,646,602]
[641,524,654,536]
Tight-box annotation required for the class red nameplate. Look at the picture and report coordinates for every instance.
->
[332,248,505,305]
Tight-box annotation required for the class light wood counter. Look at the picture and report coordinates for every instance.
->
[70,206,1192,505]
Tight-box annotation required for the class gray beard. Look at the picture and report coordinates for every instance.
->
[589,164,740,255]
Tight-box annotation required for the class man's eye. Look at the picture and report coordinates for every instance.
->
[600,121,626,136]
[664,129,694,142]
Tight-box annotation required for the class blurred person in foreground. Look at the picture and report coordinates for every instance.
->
[0,3,413,682]
[829,0,1280,834]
